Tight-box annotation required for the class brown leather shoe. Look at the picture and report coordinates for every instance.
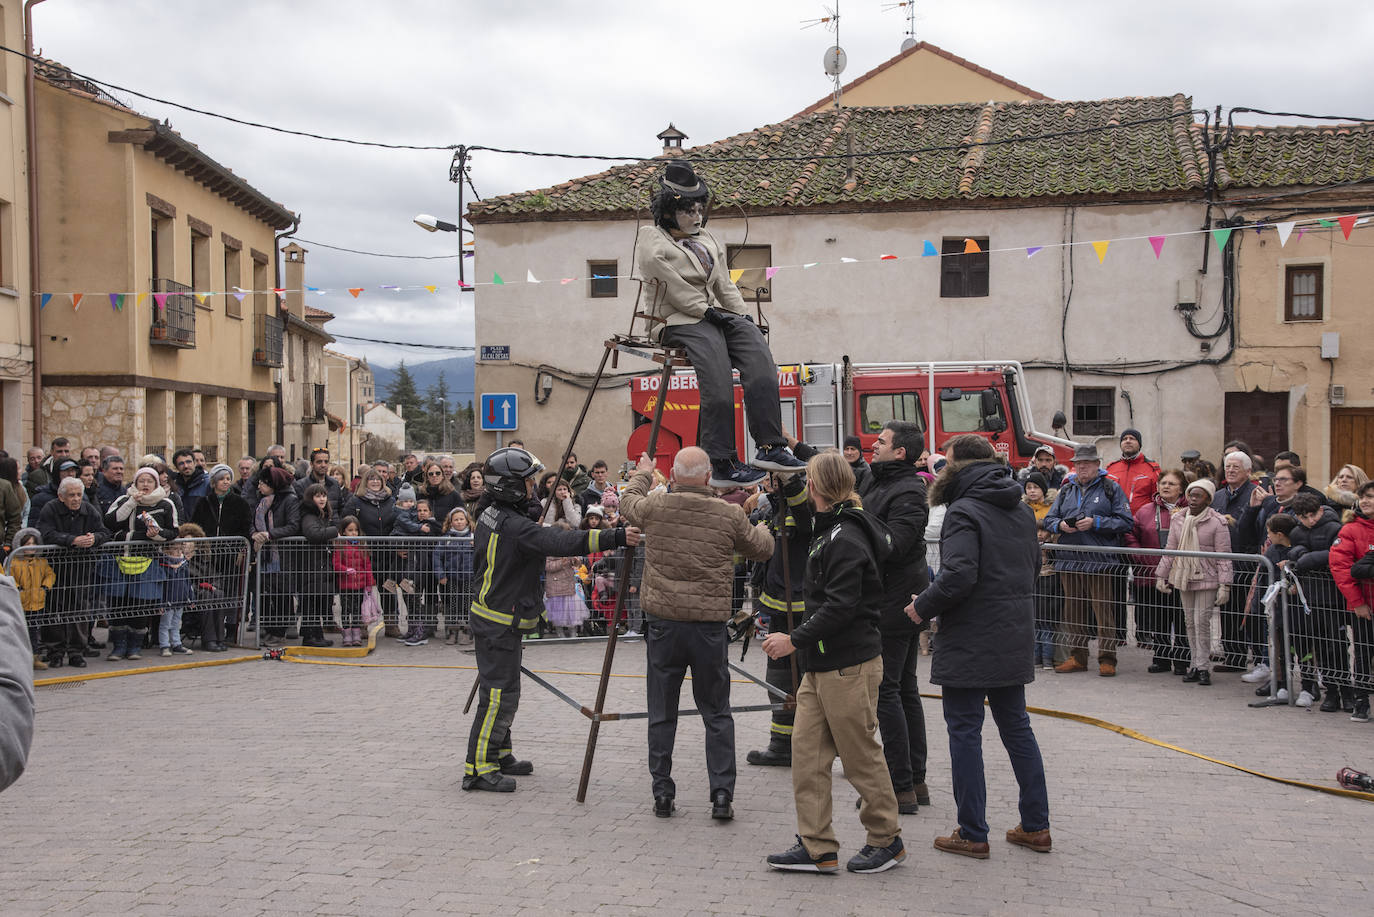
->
[1098,661,1117,677]
[1006,824,1052,852]
[933,828,990,859]
[1054,658,1086,674]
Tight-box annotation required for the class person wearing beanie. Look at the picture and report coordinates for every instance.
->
[843,435,871,493]
[394,483,417,506]
[28,458,83,522]
[1155,478,1232,686]
[103,465,179,660]
[191,465,253,651]
[1107,430,1160,516]
[250,462,301,646]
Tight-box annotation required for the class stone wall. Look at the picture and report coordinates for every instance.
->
[43,385,144,458]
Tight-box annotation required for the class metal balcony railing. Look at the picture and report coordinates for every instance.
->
[253,313,284,367]
[150,278,195,348]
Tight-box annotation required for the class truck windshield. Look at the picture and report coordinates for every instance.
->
[858,392,925,435]
[940,389,1006,433]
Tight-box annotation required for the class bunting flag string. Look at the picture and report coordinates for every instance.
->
[32,211,1371,305]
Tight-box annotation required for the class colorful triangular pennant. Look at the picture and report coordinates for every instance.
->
[1091,240,1109,263]
[840,257,857,263]
[109,293,124,311]
[40,293,51,309]
[764,266,779,280]
[963,238,981,254]
[493,273,505,285]
[728,269,744,283]
[1211,227,1232,252]
[1026,246,1042,258]
[1275,221,1296,246]
[1338,215,1357,239]
[72,293,83,310]
[880,254,897,261]
[136,293,147,307]
[922,240,938,257]
[559,278,574,285]
[348,288,364,298]
[232,292,247,302]
[194,293,208,306]
[526,270,539,284]
[803,262,817,269]
[1148,236,1165,259]
[424,285,437,293]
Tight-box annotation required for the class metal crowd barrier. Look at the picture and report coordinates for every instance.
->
[7,536,252,651]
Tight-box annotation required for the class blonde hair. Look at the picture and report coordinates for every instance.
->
[1331,464,1370,491]
[806,450,862,508]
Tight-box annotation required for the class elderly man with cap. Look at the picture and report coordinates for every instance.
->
[28,458,83,521]
[636,160,805,489]
[1043,444,1134,676]
[842,436,871,493]
[1106,429,1160,516]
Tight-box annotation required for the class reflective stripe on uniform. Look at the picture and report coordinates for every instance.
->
[474,530,500,610]
[757,591,805,613]
[588,528,601,553]
[769,721,794,736]
[471,601,516,626]
[469,686,503,775]
[785,488,808,507]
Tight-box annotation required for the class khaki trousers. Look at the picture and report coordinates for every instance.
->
[1059,571,1119,664]
[792,655,900,856]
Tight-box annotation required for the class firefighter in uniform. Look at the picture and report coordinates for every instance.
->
[463,447,642,792]
[746,440,818,767]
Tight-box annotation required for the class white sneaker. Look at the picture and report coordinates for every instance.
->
[1276,687,1289,702]
[1241,663,1271,684]
[1296,689,1315,708]
[160,647,172,657]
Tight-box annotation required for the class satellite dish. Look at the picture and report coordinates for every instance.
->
[900,37,917,52]
[823,45,847,76]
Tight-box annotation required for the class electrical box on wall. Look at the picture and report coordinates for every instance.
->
[1176,278,1199,310]
[1329,385,1346,406]
[1321,333,1340,359]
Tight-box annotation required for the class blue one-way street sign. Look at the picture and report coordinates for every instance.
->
[480,393,518,431]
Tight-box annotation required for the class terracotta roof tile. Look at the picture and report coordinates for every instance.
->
[1217,123,1374,189]
[469,95,1206,222]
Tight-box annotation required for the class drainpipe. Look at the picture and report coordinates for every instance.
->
[24,0,48,444]
[273,217,299,450]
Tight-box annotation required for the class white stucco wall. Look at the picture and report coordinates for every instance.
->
[472,201,1227,468]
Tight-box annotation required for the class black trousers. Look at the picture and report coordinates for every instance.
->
[662,314,784,461]
[876,628,927,792]
[465,616,523,777]
[644,615,735,800]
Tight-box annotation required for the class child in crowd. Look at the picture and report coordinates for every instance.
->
[544,521,586,638]
[1285,493,1348,711]
[11,528,55,670]
[385,484,419,596]
[1023,475,1060,669]
[158,537,195,656]
[433,507,474,645]
[332,515,374,647]
[396,498,440,646]
[1260,513,1300,701]
[1156,479,1231,686]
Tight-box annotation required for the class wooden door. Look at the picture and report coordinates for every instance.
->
[1332,408,1374,477]
[1224,392,1288,466]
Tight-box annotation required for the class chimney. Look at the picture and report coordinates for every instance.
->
[282,242,307,321]
[656,123,687,157]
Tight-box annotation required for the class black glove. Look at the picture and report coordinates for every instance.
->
[702,307,730,328]
[1352,549,1374,580]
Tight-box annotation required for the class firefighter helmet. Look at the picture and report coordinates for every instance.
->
[483,447,543,503]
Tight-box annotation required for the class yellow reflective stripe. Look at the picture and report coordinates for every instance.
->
[475,531,499,609]
[517,613,542,631]
[471,601,515,626]
[758,591,806,613]
[786,489,808,506]
[770,722,794,736]
[588,529,601,553]
[474,687,502,774]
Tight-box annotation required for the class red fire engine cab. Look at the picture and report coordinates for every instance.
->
[628,358,1077,472]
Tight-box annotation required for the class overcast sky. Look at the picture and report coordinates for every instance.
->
[33,0,1371,367]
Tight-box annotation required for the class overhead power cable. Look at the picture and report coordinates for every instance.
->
[294,237,461,259]
[329,332,473,351]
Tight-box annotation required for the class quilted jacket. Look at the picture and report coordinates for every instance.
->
[620,468,773,622]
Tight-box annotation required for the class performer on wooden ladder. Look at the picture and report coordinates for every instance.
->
[463,447,641,793]
[637,160,806,488]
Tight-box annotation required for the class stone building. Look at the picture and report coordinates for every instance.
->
[277,243,333,463]
[34,60,295,462]
[0,0,36,453]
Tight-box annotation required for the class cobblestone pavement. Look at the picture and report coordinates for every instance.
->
[1,634,1369,916]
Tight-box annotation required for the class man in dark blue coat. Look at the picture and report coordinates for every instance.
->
[908,435,1050,860]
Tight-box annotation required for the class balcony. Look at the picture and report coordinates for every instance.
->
[301,382,325,423]
[253,313,284,367]
[149,278,195,348]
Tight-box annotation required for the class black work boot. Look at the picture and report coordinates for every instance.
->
[498,755,533,776]
[462,772,516,793]
[746,735,792,767]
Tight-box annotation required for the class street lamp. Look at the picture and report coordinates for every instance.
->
[413,213,459,233]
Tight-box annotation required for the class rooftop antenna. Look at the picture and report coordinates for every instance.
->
[803,4,845,108]
[882,1,921,52]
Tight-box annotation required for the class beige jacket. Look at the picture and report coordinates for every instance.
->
[635,226,748,340]
[620,469,773,622]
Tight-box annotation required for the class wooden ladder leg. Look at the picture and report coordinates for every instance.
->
[575,353,677,803]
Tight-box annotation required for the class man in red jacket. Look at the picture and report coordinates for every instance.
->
[1106,429,1161,516]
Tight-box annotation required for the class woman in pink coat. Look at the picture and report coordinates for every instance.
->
[1155,478,1232,686]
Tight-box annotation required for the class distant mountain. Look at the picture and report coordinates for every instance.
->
[372,355,476,406]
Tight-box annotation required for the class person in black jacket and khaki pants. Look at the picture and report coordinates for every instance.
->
[763,451,905,875]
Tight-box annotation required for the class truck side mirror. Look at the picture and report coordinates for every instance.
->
[979,389,999,417]
[1051,410,1067,431]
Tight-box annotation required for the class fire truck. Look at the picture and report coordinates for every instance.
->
[627,358,1078,470]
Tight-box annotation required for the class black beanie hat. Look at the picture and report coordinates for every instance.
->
[843,435,862,451]
[1121,428,1143,445]
[1024,471,1050,495]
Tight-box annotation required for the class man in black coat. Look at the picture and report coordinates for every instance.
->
[36,478,111,667]
[293,448,343,515]
[908,435,1051,859]
[94,455,126,514]
[859,420,930,813]
[843,436,871,494]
